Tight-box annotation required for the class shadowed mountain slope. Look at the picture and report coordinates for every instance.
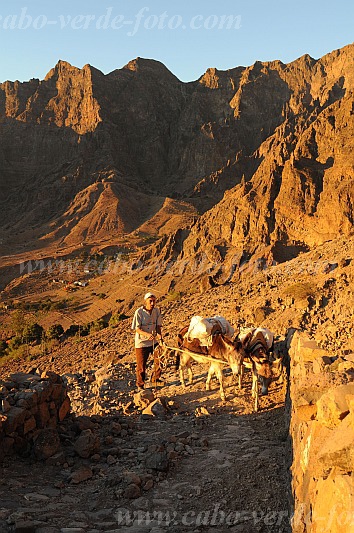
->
[0,46,353,262]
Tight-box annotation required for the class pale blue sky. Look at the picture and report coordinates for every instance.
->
[0,0,353,83]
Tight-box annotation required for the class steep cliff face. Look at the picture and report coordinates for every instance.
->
[0,60,102,132]
[0,46,353,255]
[180,46,354,263]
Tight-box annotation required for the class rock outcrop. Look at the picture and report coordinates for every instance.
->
[0,371,70,461]
[287,331,354,532]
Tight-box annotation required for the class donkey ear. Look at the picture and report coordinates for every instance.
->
[234,340,247,352]
[241,332,253,347]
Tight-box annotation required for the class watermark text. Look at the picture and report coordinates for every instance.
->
[0,7,242,36]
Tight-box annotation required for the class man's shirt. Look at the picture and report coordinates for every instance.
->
[131,306,162,348]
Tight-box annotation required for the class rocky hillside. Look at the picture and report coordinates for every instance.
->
[0,45,353,264]
[1,230,352,532]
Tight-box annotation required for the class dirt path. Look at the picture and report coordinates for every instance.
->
[117,409,290,533]
[0,355,291,532]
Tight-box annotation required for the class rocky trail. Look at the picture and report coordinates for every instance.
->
[0,349,291,533]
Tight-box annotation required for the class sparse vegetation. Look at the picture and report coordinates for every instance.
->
[7,337,23,351]
[22,323,44,343]
[65,324,80,336]
[109,313,129,327]
[89,318,108,333]
[0,340,8,357]
[10,310,27,337]
[282,281,316,301]
[139,233,158,244]
[16,298,70,312]
[166,290,183,301]
[97,293,106,299]
[79,250,89,261]
[46,324,64,340]
[65,319,109,337]
[0,345,27,365]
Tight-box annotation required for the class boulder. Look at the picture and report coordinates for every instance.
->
[3,407,27,433]
[59,397,71,421]
[145,449,169,472]
[133,390,155,409]
[142,398,167,419]
[123,484,141,499]
[311,473,354,533]
[70,465,93,484]
[33,429,60,460]
[316,384,354,428]
[317,414,354,471]
[74,429,100,458]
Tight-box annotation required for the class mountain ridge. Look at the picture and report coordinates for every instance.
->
[0,44,353,276]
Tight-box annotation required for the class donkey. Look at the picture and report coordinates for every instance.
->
[176,325,246,401]
[238,328,283,411]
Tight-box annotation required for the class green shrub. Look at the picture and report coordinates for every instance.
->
[0,345,27,365]
[90,318,107,333]
[50,299,69,310]
[8,336,23,350]
[22,323,44,343]
[79,324,90,337]
[0,340,8,357]
[66,324,80,336]
[46,324,64,340]
[109,313,129,327]
[10,310,27,336]
[17,298,69,312]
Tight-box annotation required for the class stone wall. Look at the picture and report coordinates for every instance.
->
[0,371,70,461]
[288,331,354,532]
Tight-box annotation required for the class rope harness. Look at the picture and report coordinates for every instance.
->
[157,342,231,366]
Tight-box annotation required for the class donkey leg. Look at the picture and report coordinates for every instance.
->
[180,355,194,388]
[236,364,244,389]
[230,363,243,394]
[179,355,187,387]
[252,374,259,411]
[254,387,259,412]
[206,364,214,391]
[214,364,225,401]
[179,366,186,388]
[185,355,193,385]
[187,364,193,385]
[252,373,258,398]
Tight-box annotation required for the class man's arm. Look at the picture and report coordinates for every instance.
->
[135,326,162,341]
[135,326,155,341]
[155,324,162,340]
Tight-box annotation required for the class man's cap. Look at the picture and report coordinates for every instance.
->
[144,292,156,300]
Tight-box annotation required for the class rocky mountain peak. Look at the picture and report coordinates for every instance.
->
[122,57,180,81]
[44,59,79,80]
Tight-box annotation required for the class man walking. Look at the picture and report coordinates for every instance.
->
[131,292,163,390]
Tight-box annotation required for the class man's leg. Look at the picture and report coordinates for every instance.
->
[136,347,146,388]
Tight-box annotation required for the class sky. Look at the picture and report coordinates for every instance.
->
[0,0,353,83]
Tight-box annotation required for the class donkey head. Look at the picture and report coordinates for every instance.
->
[254,355,283,395]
